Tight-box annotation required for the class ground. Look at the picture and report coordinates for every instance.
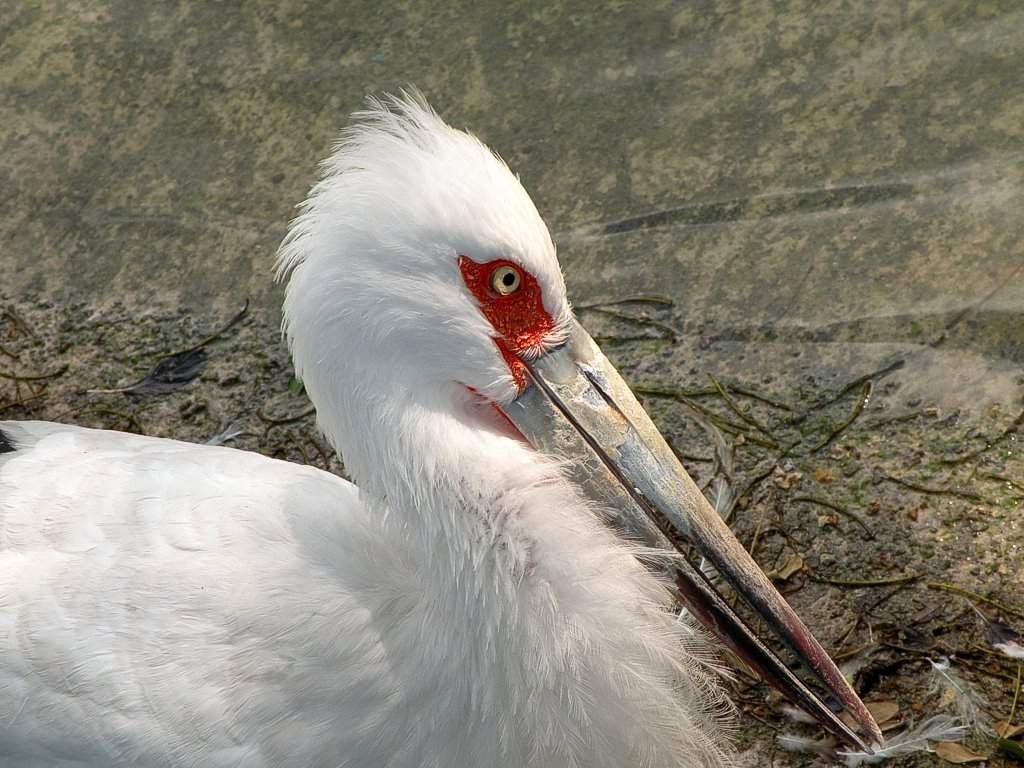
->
[1,1,1022,765]
[3,293,1021,766]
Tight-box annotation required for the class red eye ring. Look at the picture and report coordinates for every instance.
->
[458,255,557,392]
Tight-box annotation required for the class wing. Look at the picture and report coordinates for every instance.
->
[0,422,407,767]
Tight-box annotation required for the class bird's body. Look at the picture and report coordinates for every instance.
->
[0,92,878,767]
[0,418,726,768]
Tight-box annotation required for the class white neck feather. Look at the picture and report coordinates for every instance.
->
[303,373,733,767]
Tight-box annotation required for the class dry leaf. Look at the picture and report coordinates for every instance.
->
[818,513,840,528]
[934,741,987,764]
[866,700,900,727]
[840,703,903,734]
[769,555,805,582]
[997,721,1024,739]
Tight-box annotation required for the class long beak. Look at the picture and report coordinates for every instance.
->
[502,320,882,752]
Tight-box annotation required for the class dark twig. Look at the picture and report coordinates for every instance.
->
[88,301,249,396]
[791,495,875,539]
[833,642,874,663]
[882,474,982,501]
[173,300,251,357]
[1,306,33,337]
[863,583,915,616]
[637,382,792,412]
[635,384,719,400]
[574,295,674,310]
[0,363,69,382]
[720,384,793,412]
[925,582,1024,622]
[812,358,904,410]
[0,391,46,413]
[864,409,926,429]
[808,572,920,588]
[644,387,778,449]
[706,373,777,443]
[810,381,871,453]
[578,306,680,341]
[258,406,316,426]
[940,409,1024,466]
[723,462,777,525]
[980,472,1024,495]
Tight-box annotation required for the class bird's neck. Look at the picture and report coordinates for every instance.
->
[333,385,556,575]
[314,386,731,767]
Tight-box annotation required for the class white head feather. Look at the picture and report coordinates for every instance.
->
[278,91,570,407]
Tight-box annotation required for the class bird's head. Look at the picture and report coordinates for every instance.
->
[276,91,882,753]
[277,91,571,409]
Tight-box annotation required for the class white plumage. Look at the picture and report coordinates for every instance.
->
[0,94,735,767]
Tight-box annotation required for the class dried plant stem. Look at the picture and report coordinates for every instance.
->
[792,495,875,539]
[258,406,315,426]
[1010,663,1021,723]
[707,373,777,442]
[813,357,904,409]
[0,391,46,413]
[809,572,920,587]
[577,306,680,340]
[635,384,720,400]
[883,474,982,501]
[941,409,1024,466]
[810,381,871,453]
[0,363,69,382]
[174,300,250,357]
[925,582,1024,622]
[574,295,674,309]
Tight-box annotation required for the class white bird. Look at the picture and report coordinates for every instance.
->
[0,93,880,768]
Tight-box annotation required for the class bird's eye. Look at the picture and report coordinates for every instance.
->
[490,265,522,296]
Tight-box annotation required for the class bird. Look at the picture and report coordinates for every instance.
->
[0,92,880,767]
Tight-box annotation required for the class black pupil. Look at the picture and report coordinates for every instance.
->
[502,272,516,287]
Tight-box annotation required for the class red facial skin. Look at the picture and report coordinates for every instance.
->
[458,256,556,392]
[459,255,558,442]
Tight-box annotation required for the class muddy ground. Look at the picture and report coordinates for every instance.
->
[3,0,1023,765]
[2,289,1021,766]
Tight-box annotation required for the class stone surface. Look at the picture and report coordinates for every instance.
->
[2,1,1022,763]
